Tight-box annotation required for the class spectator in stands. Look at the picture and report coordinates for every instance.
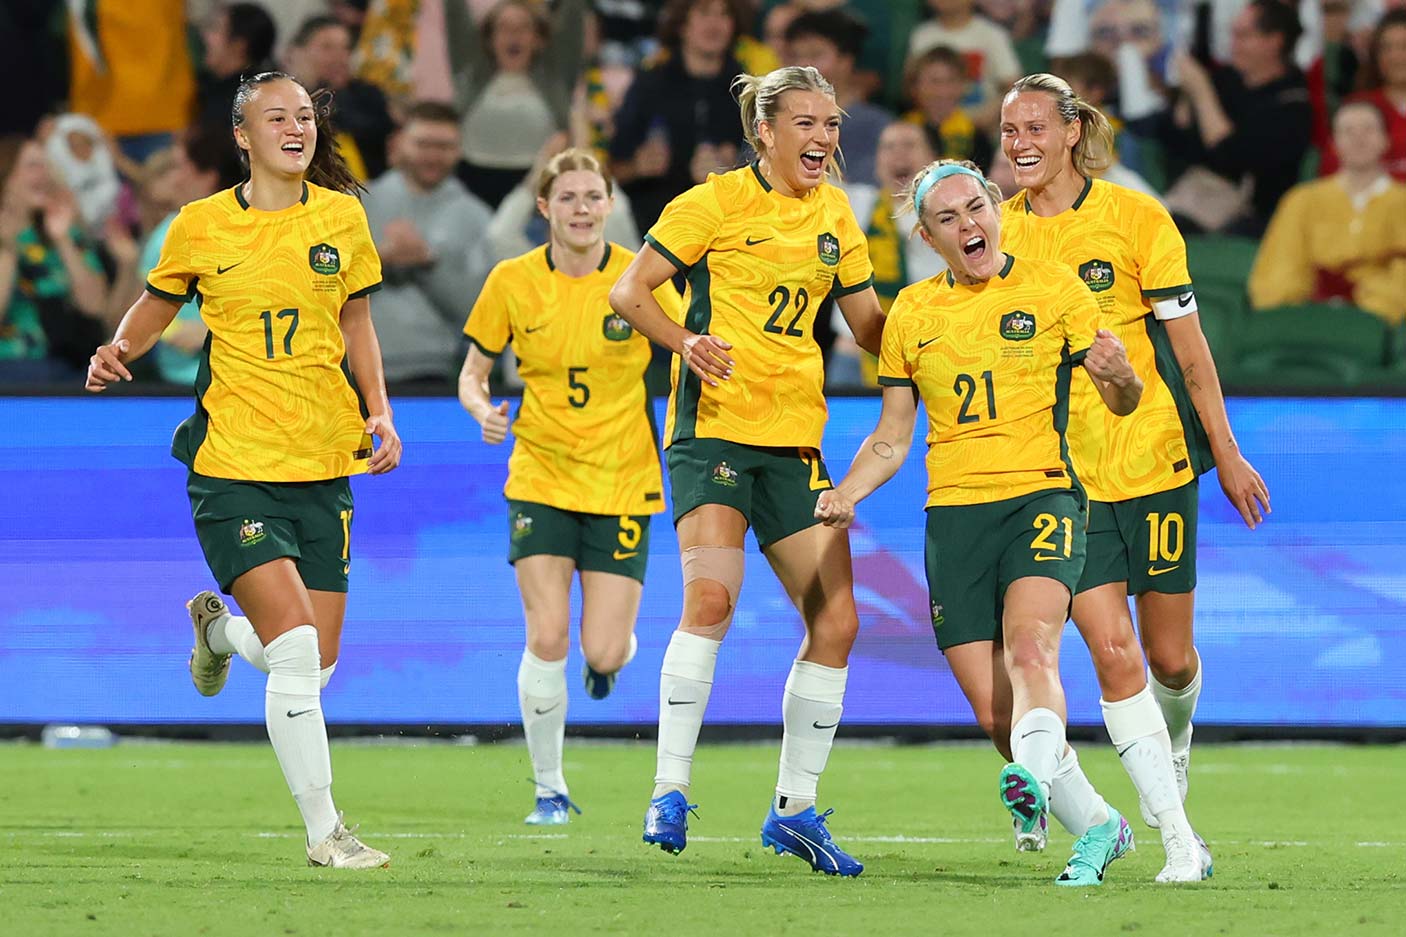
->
[609,0,748,234]
[0,0,67,178]
[354,0,422,104]
[363,101,496,385]
[286,15,396,179]
[784,8,893,186]
[198,3,279,133]
[830,120,946,387]
[902,46,994,169]
[762,2,803,65]
[1249,101,1406,324]
[0,140,111,380]
[979,0,1050,74]
[444,0,590,208]
[1159,0,1312,236]
[1045,0,1179,121]
[1321,10,1406,180]
[907,0,1022,126]
[44,114,122,233]
[66,0,196,164]
[1054,51,1162,195]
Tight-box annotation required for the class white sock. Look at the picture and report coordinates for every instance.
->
[319,662,336,690]
[774,660,847,815]
[1150,651,1202,753]
[263,626,338,845]
[1010,707,1066,799]
[652,631,720,798]
[518,649,569,798]
[1049,747,1110,837]
[207,614,269,674]
[1104,686,1184,825]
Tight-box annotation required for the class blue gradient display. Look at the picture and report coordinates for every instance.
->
[5,397,1404,726]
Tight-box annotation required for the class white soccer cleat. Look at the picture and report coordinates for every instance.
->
[306,815,390,869]
[1154,820,1211,883]
[186,591,232,697]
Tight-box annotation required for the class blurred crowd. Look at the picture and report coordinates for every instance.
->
[2,0,1404,390]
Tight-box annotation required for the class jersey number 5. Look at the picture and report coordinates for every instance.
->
[260,308,300,359]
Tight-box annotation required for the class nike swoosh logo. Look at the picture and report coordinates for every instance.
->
[666,696,696,706]
[1177,293,1194,307]
[1148,565,1180,576]
[1033,555,1062,562]
[917,337,940,349]
[613,550,639,561]
[286,708,318,718]
[524,325,544,333]
[745,236,772,246]
[1116,743,1135,757]
[217,262,244,274]
[812,720,840,730]
[533,703,560,716]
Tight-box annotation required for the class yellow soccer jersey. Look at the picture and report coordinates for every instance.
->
[646,163,875,449]
[464,243,678,516]
[1000,177,1214,502]
[878,254,1098,507]
[148,183,382,483]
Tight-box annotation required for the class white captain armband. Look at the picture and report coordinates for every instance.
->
[1150,289,1198,321]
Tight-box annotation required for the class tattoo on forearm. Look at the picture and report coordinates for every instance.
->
[871,441,894,460]
[1182,363,1202,394]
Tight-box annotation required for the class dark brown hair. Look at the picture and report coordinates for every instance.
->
[657,0,749,52]
[1360,9,1406,92]
[232,71,364,196]
[402,100,462,126]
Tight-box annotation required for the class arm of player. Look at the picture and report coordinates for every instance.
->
[834,285,886,356]
[815,384,918,529]
[84,290,182,391]
[340,296,402,475]
[1164,313,1271,529]
[1082,328,1143,416]
[609,244,734,387]
[457,344,510,444]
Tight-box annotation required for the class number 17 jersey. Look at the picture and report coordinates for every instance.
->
[645,163,874,450]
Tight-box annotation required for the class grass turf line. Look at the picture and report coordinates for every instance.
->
[1,743,1401,936]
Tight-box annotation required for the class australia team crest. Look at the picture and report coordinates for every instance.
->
[309,243,341,275]
[817,232,840,266]
[1078,259,1114,293]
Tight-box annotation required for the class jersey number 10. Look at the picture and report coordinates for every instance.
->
[260,308,300,359]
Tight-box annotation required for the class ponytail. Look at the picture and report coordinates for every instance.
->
[1006,73,1114,177]
[732,65,840,172]
[231,71,365,197]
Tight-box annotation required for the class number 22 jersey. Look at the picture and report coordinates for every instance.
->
[146,182,383,482]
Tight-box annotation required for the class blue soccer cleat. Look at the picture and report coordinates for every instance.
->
[760,805,864,877]
[525,791,581,826]
[643,790,696,854]
[1056,806,1135,887]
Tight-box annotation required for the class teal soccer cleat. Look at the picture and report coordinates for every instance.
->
[1056,806,1135,886]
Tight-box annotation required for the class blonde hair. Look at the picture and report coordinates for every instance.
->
[732,66,840,168]
[900,159,1004,235]
[535,147,614,201]
[1005,73,1115,177]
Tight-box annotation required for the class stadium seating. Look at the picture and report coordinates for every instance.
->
[1233,304,1392,388]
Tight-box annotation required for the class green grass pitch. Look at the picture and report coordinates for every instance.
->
[2,741,1401,936]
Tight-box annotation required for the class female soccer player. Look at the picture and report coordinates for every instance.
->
[85,72,401,869]
[999,73,1269,878]
[816,159,1145,887]
[609,65,885,876]
[459,148,680,826]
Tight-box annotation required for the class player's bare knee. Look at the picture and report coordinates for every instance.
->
[679,545,744,640]
[1089,634,1145,692]
[581,634,629,675]
[1005,628,1058,678]
[1147,646,1196,689]
[526,632,569,663]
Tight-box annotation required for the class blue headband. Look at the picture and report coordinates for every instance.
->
[912,164,988,216]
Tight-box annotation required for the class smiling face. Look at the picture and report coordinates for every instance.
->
[758,88,841,193]
[917,172,1002,282]
[234,79,316,179]
[538,169,612,252]
[1000,90,1079,193]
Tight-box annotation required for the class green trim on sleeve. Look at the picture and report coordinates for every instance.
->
[465,335,503,359]
[348,282,382,300]
[145,281,193,304]
[643,234,688,273]
[877,375,916,387]
[1142,283,1194,299]
[832,274,875,298]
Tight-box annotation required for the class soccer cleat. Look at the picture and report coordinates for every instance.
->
[1013,811,1048,852]
[525,791,582,826]
[1141,745,1192,829]
[186,591,232,697]
[760,805,864,877]
[1155,819,1212,883]
[306,814,390,869]
[1056,807,1135,887]
[584,632,638,701]
[1196,831,1214,878]
[643,790,696,854]
[999,763,1048,847]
